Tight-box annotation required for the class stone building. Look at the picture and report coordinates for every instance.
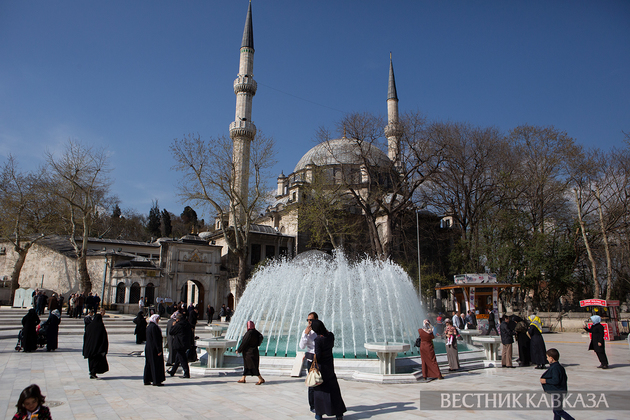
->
[0,235,225,314]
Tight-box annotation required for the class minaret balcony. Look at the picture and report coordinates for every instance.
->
[229,120,257,139]
[233,76,257,95]
[384,123,402,138]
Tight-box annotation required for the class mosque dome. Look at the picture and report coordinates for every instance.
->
[293,138,391,173]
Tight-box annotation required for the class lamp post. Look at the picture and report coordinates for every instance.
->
[416,209,422,304]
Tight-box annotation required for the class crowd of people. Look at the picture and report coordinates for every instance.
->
[17,293,613,420]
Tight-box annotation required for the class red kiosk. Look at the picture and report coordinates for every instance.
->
[580,299,621,341]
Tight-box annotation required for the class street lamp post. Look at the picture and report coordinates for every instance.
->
[416,209,422,305]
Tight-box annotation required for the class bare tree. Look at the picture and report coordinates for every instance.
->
[420,121,508,271]
[315,111,442,259]
[45,140,112,294]
[170,132,276,298]
[0,156,59,303]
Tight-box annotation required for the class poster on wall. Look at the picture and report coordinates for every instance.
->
[469,287,476,311]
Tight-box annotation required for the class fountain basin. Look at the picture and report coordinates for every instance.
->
[364,342,410,374]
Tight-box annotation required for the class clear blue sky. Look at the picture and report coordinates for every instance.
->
[1,1,629,220]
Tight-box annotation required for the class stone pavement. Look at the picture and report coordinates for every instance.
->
[0,318,629,419]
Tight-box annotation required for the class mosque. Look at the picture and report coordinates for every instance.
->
[210,0,406,267]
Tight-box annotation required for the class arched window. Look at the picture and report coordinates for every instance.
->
[129,282,141,304]
[115,282,125,304]
[145,283,155,306]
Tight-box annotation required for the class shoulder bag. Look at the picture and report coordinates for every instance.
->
[305,354,323,387]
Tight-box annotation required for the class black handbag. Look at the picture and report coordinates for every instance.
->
[415,336,422,347]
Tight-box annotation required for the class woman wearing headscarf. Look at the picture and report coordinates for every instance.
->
[21,308,40,352]
[45,310,61,352]
[513,315,531,367]
[82,312,109,379]
[583,315,608,369]
[527,314,547,369]
[443,319,460,371]
[235,320,265,385]
[133,311,147,344]
[311,319,346,420]
[418,320,444,380]
[144,314,166,386]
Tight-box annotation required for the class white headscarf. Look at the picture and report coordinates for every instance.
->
[149,314,160,325]
[590,315,601,325]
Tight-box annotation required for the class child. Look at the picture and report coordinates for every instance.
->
[539,349,574,420]
[13,384,52,420]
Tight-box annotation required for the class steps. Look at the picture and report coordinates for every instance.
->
[0,306,138,340]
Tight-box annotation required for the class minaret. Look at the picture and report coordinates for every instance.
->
[229,0,257,225]
[384,53,401,167]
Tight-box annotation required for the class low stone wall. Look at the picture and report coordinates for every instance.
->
[530,312,630,333]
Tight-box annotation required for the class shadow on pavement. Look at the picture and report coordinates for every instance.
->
[346,401,416,419]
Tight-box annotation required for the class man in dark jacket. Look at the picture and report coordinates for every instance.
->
[167,313,192,378]
[540,348,575,420]
[500,315,515,367]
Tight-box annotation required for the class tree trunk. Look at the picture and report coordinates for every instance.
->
[9,247,29,306]
[78,255,92,294]
[574,189,600,298]
[595,186,613,300]
[236,252,248,300]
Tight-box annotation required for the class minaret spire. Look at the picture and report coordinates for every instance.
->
[229,1,258,225]
[384,53,401,166]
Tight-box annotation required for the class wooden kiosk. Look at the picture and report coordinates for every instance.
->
[435,274,520,315]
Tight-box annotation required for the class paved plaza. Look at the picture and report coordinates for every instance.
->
[1,310,629,419]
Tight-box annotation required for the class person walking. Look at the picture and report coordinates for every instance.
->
[418,320,444,381]
[486,309,498,335]
[21,308,40,353]
[167,313,191,378]
[133,311,147,344]
[45,309,61,352]
[540,348,575,420]
[206,305,214,325]
[236,320,265,385]
[165,313,176,366]
[299,312,318,412]
[500,314,515,368]
[82,311,109,379]
[144,314,165,386]
[528,314,547,369]
[311,319,346,420]
[444,319,460,371]
[583,315,609,369]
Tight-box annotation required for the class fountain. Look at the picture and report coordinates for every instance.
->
[225,251,424,359]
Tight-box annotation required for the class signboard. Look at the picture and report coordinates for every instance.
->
[587,322,611,341]
[454,273,497,285]
[580,299,620,307]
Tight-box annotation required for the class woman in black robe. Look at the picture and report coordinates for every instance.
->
[133,311,147,344]
[527,315,547,369]
[144,314,166,386]
[513,316,531,367]
[83,312,109,379]
[21,309,40,352]
[236,320,264,384]
[583,315,609,369]
[166,314,176,366]
[46,309,61,352]
[311,319,346,420]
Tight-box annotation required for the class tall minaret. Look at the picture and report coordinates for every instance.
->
[384,53,401,167]
[229,0,257,225]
